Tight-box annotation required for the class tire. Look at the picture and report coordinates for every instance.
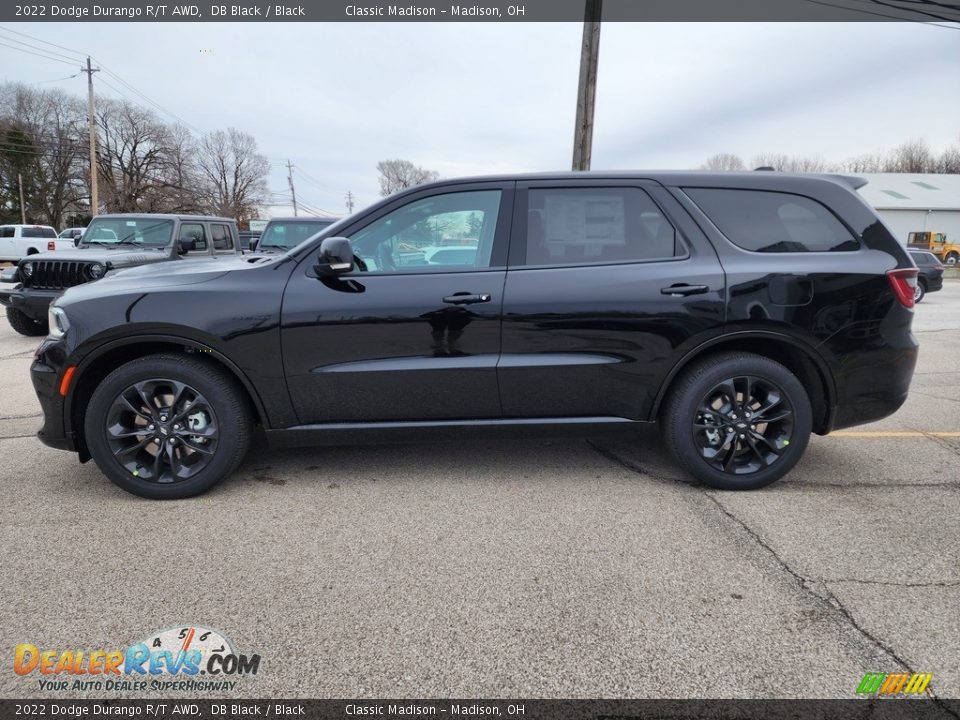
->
[661,352,812,490]
[6,306,49,336]
[914,281,926,304]
[946,253,959,266]
[84,354,253,499]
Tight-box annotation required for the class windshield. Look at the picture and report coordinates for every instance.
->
[258,220,333,249]
[82,218,174,247]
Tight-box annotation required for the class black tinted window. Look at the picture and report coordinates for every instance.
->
[524,187,679,266]
[0,227,13,238]
[909,252,936,266]
[687,188,859,253]
[22,227,56,238]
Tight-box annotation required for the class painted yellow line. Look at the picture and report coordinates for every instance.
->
[830,431,960,438]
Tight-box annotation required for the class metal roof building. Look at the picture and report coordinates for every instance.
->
[855,173,960,246]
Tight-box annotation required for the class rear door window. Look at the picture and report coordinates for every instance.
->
[211,223,234,252]
[686,188,860,253]
[522,187,681,266]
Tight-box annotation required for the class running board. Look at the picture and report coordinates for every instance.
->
[264,416,643,448]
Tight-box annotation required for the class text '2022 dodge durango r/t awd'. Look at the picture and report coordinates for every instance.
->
[30,172,918,499]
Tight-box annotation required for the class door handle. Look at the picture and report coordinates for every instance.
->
[442,292,492,305]
[660,284,709,297]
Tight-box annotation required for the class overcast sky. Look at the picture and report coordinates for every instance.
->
[2,21,958,217]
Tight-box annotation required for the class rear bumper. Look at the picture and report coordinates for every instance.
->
[923,273,943,293]
[828,339,918,432]
[0,286,59,322]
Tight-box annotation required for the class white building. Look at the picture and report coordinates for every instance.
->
[855,173,960,246]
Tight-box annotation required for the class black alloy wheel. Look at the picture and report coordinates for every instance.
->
[85,354,252,499]
[105,379,220,484]
[662,352,812,490]
[693,376,794,475]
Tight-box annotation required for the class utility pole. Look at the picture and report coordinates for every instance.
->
[286,160,298,216]
[345,191,355,214]
[81,57,100,216]
[17,173,26,224]
[572,0,602,171]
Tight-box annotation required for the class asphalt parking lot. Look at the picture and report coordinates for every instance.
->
[1,282,958,700]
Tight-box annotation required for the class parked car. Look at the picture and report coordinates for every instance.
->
[30,172,918,499]
[59,227,86,242]
[907,249,944,303]
[0,213,240,336]
[0,224,65,262]
[252,216,337,253]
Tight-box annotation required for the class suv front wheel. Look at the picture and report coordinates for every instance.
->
[84,354,252,499]
[662,352,812,490]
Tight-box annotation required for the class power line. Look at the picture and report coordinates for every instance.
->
[0,40,78,66]
[0,35,81,63]
[0,26,88,59]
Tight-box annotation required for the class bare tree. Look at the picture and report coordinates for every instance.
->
[888,139,933,173]
[935,145,960,174]
[750,153,832,173]
[376,159,439,196]
[195,128,269,224]
[0,83,87,227]
[700,152,745,171]
[96,99,173,213]
[148,124,206,214]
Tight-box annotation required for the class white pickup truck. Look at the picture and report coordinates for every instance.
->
[0,224,73,262]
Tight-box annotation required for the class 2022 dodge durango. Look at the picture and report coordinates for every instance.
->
[30,172,919,499]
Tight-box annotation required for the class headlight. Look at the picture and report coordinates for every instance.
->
[87,262,105,279]
[20,261,33,278]
[48,306,70,339]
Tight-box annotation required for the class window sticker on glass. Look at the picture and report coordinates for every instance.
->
[544,194,626,255]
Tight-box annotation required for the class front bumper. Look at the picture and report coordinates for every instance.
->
[0,285,60,322]
[30,339,77,453]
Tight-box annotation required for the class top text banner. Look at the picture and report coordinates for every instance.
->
[4,0,960,22]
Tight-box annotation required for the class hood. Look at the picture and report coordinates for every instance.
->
[21,246,170,269]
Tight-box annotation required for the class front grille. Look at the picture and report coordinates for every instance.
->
[26,261,91,290]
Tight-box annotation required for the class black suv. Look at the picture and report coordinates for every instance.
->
[907,249,944,303]
[29,172,919,499]
[1,213,240,335]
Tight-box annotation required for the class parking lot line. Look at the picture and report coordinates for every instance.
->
[830,431,960,437]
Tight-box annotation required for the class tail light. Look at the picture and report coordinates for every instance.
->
[887,268,918,309]
[47,241,56,251]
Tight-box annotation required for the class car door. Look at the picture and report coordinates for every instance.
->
[281,182,513,424]
[499,178,726,421]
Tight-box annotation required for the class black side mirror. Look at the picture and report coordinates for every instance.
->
[249,238,259,251]
[314,237,354,276]
[73,236,81,247]
[178,237,196,254]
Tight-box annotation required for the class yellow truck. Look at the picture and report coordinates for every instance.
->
[907,231,960,265]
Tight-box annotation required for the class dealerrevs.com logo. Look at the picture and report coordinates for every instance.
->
[856,672,933,696]
[14,625,261,693]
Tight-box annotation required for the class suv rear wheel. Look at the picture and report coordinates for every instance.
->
[84,354,252,499]
[662,352,812,490]
[6,306,49,336]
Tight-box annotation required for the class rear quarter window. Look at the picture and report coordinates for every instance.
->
[685,188,860,253]
[22,227,57,238]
